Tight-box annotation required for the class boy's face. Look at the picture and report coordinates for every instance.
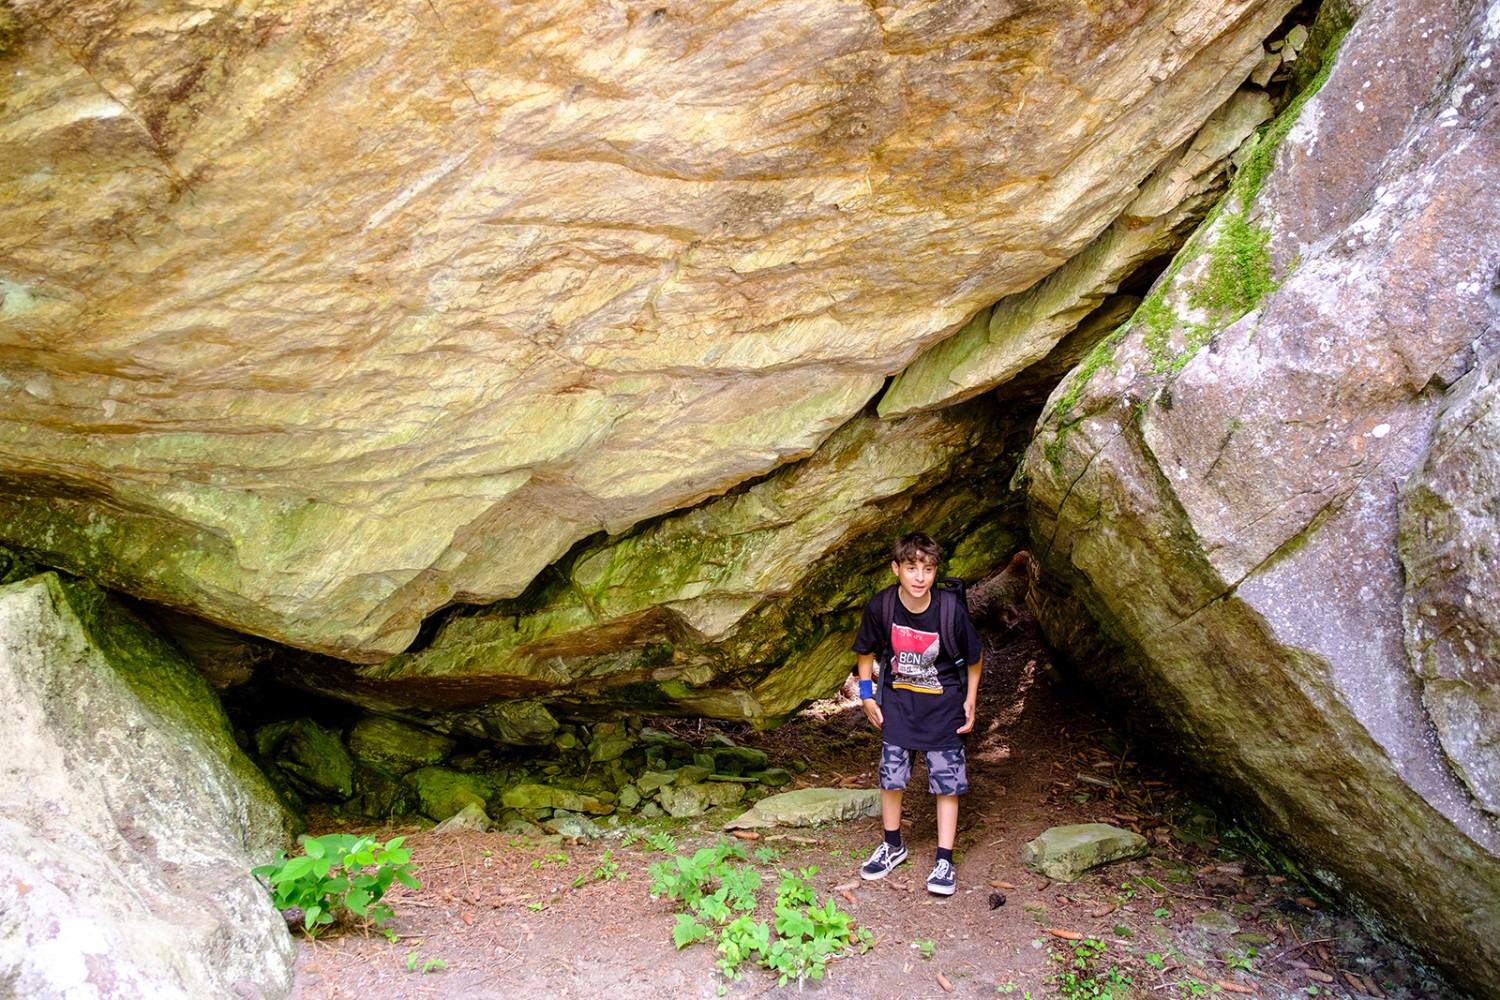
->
[891,556,937,603]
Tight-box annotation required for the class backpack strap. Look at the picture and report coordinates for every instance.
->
[936,582,970,701]
[938,587,966,671]
[875,585,898,706]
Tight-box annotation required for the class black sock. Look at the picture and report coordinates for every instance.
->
[935,847,953,864]
[884,828,903,848]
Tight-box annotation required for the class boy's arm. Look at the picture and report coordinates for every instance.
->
[957,658,981,733]
[856,652,882,729]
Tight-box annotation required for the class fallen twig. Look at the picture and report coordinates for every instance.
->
[1263,938,1336,965]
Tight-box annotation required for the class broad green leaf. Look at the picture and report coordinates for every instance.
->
[345,887,371,916]
[279,856,314,881]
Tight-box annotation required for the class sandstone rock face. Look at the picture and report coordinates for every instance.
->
[285,396,1029,726]
[0,0,1292,661]
[0,574,294,1000]
[1025,0,1500,990]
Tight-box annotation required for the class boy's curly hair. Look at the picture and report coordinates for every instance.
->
[892,532,942,567]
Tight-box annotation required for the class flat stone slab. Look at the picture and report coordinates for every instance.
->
[1021,823,1148,881]
[722,788,880,829]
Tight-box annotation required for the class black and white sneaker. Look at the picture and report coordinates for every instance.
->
[926,859,956,895]
[859,842,909,881]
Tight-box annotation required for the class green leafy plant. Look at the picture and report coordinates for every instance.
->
[912,938,936,960]
[753,846,782,865]
[648,839,749,907]
[774,867,818,909]
[405,949,446,974]
[574,849,625,888]
[649,841,868,987]
[715,913,771,979]
[1051,938,1133,999]
[761,897,864,986]
[253,833,420,939]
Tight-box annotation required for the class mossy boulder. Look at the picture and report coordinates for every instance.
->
[347,715,456,774]
[0,574,293,998]
[403,766,496,821]
[711,746,770,776]
[254,717,354,802]
[337,764,420,820]
[499,783,611,816]
[659,783,710,818]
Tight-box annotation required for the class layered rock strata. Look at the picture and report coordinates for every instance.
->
[1025,0,1500,989]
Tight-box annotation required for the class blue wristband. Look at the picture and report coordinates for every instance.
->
[858,679,874,700]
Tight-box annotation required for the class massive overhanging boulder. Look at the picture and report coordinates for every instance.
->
[0,572,294,999]
[0,0,1294,661]
[1024,0,1500,991]
[879,86,1275,418]
[277,397,1028,732]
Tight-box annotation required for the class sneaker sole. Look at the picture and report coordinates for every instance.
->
[926,881,956,895]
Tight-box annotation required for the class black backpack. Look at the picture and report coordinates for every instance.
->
[873,577,970,706]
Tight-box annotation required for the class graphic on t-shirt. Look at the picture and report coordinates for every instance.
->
[890,623,943,695]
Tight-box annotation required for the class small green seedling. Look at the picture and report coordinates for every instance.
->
[645,832,677,853]
[912,938,935,960]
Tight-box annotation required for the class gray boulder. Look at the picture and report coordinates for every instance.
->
[0,574,293,999]
[1024,0,1500,991]
[1400,347,1500,817]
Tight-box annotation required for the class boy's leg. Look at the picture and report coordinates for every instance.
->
[881,788,905,836]
[924,748,968,895]
[935,793,958,850]
[861,744,912,880]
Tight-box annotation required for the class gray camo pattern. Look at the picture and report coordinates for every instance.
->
[878,742,968,795]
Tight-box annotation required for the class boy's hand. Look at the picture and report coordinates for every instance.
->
[862,698,883,729]
[957,700,976,734]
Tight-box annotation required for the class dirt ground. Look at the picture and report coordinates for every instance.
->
[286,622,1461,1000]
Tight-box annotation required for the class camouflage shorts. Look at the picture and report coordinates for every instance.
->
[879,743,968,796]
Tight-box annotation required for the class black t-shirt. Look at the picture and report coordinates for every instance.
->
[853,587,982,751]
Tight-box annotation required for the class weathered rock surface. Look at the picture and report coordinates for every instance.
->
[880,86,1274,418]
[305,396,1025,724]
[1401,347,1500,817]
[723,787,881,829]
[0,0,1293,661]
[0,574,293,1000]
[1021,824,1148,882]
[1025,0,1500,990]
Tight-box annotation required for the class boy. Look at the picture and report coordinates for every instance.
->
[852,532,982,895]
